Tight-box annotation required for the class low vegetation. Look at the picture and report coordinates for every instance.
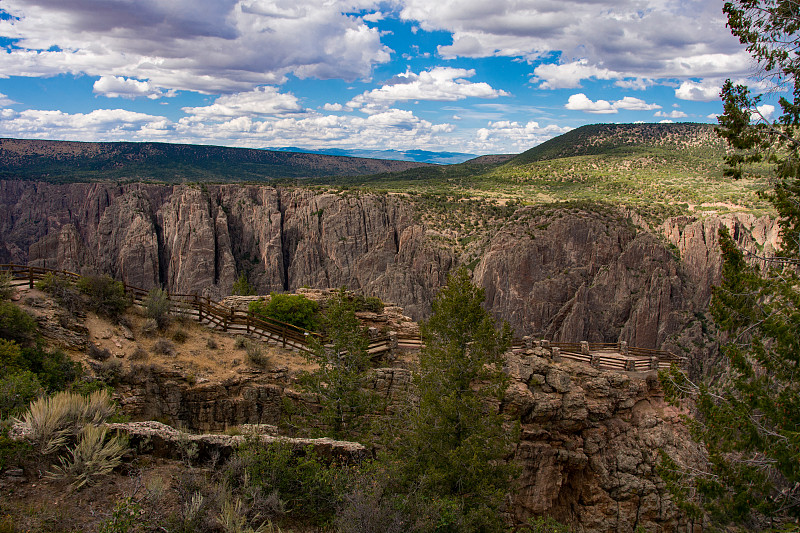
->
[249,293,319,331]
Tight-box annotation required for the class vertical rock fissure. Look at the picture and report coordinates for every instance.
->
[361,201,369,253]
[153,210,167,288]
[277,190,290,291]
[210,193,221,285]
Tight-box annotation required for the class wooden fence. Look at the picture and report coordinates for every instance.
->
[1,263,684,369]
[0,264,320,353]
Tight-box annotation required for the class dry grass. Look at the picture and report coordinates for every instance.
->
[17,389,116,455]
[77,303,314,386]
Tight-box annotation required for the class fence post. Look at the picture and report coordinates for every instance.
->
[551,346,561,362]
[523,336,532,349]
[195,295,202,322]
[28,267,34,289]
[282,325,286,349]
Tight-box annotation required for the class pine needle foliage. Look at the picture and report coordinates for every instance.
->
[402,267,517,532]
[659,1,800,527]
[299,288,376,440]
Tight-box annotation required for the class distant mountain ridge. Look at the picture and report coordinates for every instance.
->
[508,122,724,166]
[271,146,478,164]
[0,138,433,183]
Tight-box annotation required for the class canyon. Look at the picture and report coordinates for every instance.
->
[0,178,781,531]
[0,180,778,373]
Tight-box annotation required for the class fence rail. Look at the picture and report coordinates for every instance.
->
[0,264,322,353]
[1,263,685,370]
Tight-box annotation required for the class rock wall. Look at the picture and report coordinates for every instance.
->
[505,348,694,532]
[0,181,779,359]
[113,349,693,533]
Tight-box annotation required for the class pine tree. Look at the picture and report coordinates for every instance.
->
[659,1,800,527]
[403,267,517,532]
[298,289,376,440]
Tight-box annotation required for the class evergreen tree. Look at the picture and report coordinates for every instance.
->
[660,1,800,527]
[403,267,517,532]
[298,289,376,440]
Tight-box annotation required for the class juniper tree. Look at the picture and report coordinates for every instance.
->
[659,1,800,527]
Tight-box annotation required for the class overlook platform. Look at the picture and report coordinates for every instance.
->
[512,338,683,373]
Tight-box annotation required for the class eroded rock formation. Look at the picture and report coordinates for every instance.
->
[0,181,778,363]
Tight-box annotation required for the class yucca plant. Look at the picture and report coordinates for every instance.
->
[48,424,128,489]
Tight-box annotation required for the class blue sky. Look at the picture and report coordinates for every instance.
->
[0,0,770,154]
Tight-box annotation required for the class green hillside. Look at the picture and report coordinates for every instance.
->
[0,138,431,183]
[320,122,772,221]
[508,122,725,164]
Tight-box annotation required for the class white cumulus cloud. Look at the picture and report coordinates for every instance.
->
[675,79,722,101]
[93,76,175,99]
[756,104,775,120]
[398,0,748,80]
[0,0,391,94]
[347,67,509,112]
[655,110,688,118]
[475,120,571,151]
[181,87,306,120]
[565,93,661,114]
[533,59,615,89]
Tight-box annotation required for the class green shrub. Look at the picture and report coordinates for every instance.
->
[232,273,257,296]
[249,294,318,331]
[23,345,81,392]
[0,271,13,301]
[172,329,189,344]
[352,295,384,314]
[141,318,159,337]
[96,359,123,385]
[152,338,175,356]
[130,346,149,361]
[77,275,130,320]
[519,516,570,533]
[0,338,25,376]
[36,272,83,315]
[244,340,269,368]
[229,440,345,524]
[0,423,32,470]
[0,301,38,344]
[144,287,171,330]
[48,424,128,489]
[0,371,42,419]
[98,497,142,533]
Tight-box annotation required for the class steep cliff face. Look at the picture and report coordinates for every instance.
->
[505,348,693,532]
[112,349,692,533]
[0,181,779,355]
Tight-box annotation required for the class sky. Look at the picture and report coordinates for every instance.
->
[0,0,772,155]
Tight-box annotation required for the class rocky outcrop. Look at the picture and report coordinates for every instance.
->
[112,346,692,532]
[0,181,780,360]
[106,421,367,463]
[661,213,780,302]
[504,348,695,532]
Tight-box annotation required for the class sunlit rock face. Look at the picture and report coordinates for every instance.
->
[0,181,777,367]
